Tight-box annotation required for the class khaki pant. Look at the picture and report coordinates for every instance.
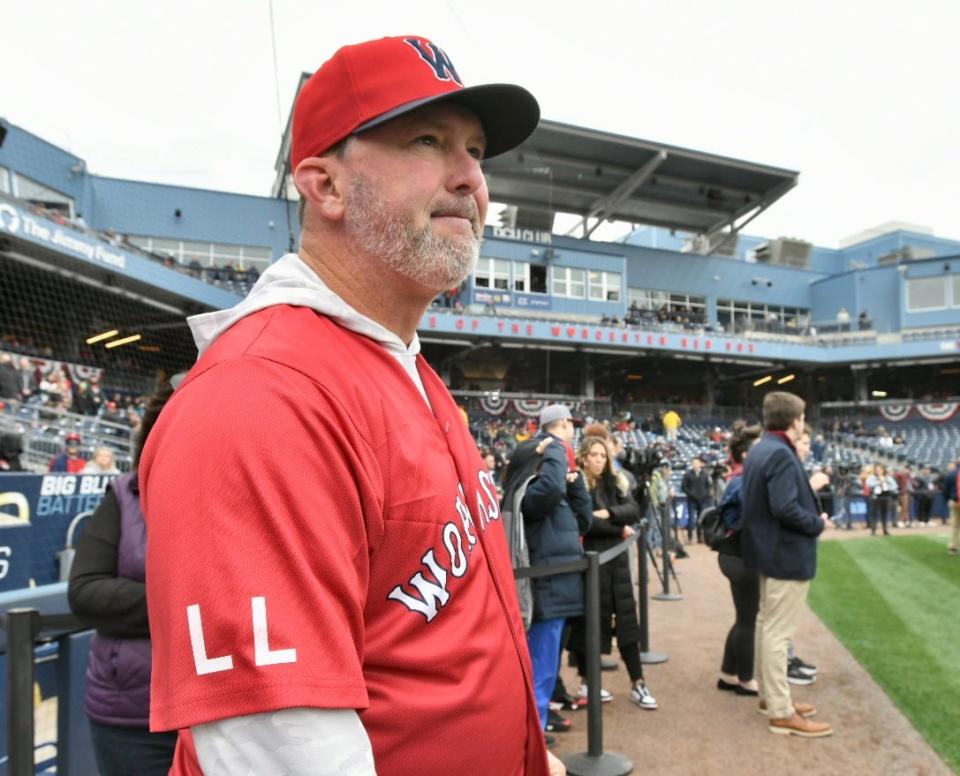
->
[755,575,810,719]
[949,500,960,551]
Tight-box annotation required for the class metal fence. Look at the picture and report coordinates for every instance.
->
[0,584,95,775]
[1,524,667,775]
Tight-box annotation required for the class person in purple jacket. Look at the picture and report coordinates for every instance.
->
[68,380,175,776]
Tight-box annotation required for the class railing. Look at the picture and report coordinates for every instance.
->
[516,523,667,776]
[1,522,669,775]
[0,583,96,775]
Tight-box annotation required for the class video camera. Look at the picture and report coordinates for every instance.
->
[620,441,664,480]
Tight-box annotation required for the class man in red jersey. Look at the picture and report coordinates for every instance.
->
[48,432,86,473]
[140,36,560,775]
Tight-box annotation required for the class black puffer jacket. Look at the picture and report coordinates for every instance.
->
[569,469,641,653]
[521,436,593,622]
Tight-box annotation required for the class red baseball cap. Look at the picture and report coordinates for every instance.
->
[291,36,540,169]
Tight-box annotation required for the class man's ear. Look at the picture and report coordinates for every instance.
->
[293,156,347,222]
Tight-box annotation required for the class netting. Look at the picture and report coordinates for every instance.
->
[0,213,209,764]
[1,239,200,473]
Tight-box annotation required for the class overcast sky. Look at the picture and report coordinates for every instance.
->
[4,0,958,247]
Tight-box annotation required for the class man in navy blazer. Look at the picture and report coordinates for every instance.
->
[741,392,833,738]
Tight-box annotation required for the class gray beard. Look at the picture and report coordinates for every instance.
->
[344,174,480,291]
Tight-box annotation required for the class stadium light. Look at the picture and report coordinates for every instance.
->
[777,374,796,385]
[104,334,142,349]
[752,376,772,387]
[85,329,119,344]
[871,390,888,398]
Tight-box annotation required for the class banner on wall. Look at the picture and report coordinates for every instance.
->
[0,200,126,271]
[1,349,104,383]
[878,404,912,423]
[473,290,512,307]
[915,402,959,422]
[514,293,552,311]
[514,399,546,418]
[0,473,116,592]
[479,394,509,415]
[878,401,959,423]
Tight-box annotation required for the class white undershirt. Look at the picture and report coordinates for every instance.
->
[193,708,376,775]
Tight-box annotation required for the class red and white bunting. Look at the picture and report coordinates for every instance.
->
[479,395,508,416]
[514,399,546,417]
[915,402,959,423]
[878,404,911,423]
[2,350,104,383]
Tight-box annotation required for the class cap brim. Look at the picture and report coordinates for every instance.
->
[354,83,540,159]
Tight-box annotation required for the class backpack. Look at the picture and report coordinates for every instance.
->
[501,474,536,629]
[698,505,725,551]
[500,438,544,629]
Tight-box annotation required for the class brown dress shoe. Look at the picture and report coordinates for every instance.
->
[769,713,833,738]
[758,699,817,718]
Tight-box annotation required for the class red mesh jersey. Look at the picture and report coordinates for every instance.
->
[141,305,547,775]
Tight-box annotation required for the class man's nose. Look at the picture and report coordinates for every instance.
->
[446,148,485,196]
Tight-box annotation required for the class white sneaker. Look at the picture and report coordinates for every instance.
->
[577,683,613,703]
[630,681,658,710]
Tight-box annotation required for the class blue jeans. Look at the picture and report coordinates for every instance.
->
[527,617,566,729]
[88,719,177,776]
[835,496,852,529]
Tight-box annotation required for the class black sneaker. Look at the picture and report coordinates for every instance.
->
[791,656,817,677]
[546,709,572,733]
[787,659,816,686]
[550,689,586,711]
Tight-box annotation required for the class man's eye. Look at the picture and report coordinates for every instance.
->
[416,135,440,147]
[468,146,485,161]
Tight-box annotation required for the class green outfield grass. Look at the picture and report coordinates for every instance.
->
[809,534,960,773]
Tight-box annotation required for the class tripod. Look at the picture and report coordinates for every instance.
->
[645,504,682,596]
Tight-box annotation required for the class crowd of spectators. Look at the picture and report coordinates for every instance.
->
[432,282,466,311]
[624,301,709,330]
[826,418,905,444]
[422,285,886,346]
[0,352,147,430]
[471,403,957,533]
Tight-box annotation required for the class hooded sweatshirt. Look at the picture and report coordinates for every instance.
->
[187,253,431,406]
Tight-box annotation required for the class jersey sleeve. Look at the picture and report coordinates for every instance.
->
[141,356,385,731]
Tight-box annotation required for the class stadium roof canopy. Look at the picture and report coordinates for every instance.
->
[482,120,799,240]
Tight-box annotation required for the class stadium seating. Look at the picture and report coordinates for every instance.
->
[0,400,133,472]
[835,420,960,470]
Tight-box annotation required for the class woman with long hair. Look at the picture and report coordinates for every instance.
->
[716,420,763,696]
[568,436,657,710]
